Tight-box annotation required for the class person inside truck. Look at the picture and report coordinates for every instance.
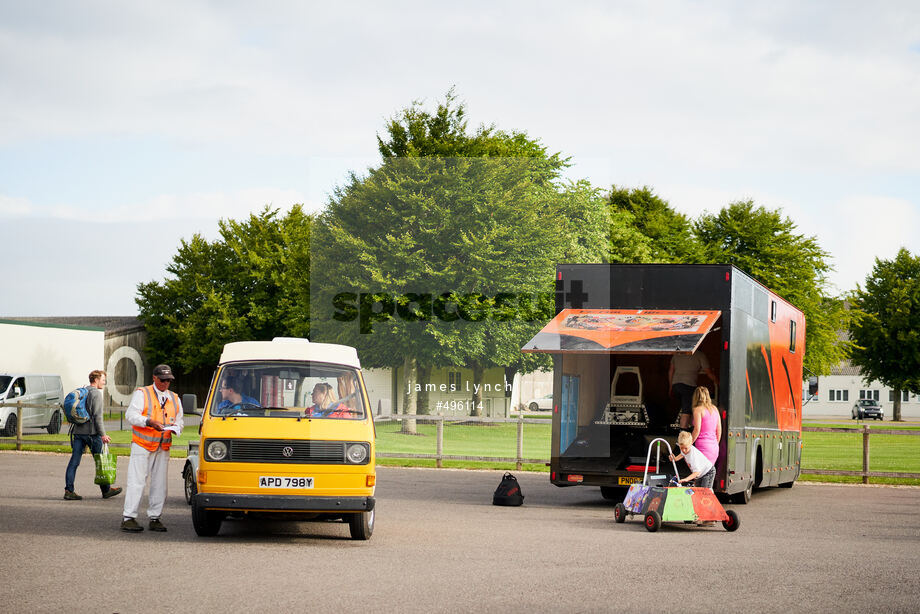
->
[216,376,260,414]
[690,386,721,464]
[669,350,717,429]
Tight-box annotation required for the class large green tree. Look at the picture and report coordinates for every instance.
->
[606,185,699,262]
[311,92,648,422]
[694,200,849,376]
[137,206,312,377]
[849,248,920,421]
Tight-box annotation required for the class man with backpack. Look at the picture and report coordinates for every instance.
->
[63,370,123,500]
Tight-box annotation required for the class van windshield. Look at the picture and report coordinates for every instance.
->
[209,362,365,420]
[0,376,10,395]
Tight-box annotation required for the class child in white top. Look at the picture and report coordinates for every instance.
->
[670,430,715,488]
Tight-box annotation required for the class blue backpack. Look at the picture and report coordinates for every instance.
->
[63,386,92,424]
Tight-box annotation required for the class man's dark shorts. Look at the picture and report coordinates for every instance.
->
[672,383,696,416]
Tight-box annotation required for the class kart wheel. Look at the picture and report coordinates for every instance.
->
[614,503,626,523]
[723,509,740,532]
[644,510,661,532]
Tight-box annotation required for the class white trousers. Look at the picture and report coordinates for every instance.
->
[122,442,170,520]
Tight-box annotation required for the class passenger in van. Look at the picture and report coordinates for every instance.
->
[669,350,717,429]
[690,386,721,464]
[216,376,260,413]
[306,383,353,418]
[337,373,359,410]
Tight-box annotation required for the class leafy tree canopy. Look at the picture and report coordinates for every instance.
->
[607,185,699,263]
[137,206,312,372]
[849,248,920,419]
[694,200,848,376]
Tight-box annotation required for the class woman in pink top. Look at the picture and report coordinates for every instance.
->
[690,386,721,463]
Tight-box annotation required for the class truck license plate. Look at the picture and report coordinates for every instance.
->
[259,476,314,489]
[618,477,641,485]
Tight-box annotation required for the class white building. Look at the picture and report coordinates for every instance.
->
[0,318,104,394]
[803,360,920,419]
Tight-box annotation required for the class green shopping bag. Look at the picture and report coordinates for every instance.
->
[93,443,117,485]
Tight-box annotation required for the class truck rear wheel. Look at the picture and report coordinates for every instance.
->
[600,486,625,501]
[731,479,753,504]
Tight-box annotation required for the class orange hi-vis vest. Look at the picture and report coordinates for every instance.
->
[132,385,178,451]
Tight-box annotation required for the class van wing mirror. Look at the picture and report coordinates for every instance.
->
[182,393,199,415]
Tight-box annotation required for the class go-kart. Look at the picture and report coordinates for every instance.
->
[614,438,740,532]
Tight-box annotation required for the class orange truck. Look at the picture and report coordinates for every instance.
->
[523,264,806,504]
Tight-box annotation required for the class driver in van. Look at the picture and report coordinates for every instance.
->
[216,376,260,413]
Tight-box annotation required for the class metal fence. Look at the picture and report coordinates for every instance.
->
[373,413,551,469]
[801,425,920,483]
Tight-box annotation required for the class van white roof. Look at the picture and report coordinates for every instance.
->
[218,338,361,369]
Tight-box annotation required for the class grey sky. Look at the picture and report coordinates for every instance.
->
[1,1,918,315]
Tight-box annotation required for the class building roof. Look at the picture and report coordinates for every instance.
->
[3,316,143,334]
[829,360,862,376]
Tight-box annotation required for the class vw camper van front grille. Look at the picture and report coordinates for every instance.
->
[228,439,346,464]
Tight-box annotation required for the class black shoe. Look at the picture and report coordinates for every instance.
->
[102,486,123,499]
[121,517,143,532]
[64,490,82,500]
[148,518,167,532]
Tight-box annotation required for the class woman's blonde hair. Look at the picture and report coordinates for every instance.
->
[337,374,356,409]
[692,386,715,410]
[313,382,338,408]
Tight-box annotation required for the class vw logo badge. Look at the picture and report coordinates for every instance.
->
[282,446,294,458]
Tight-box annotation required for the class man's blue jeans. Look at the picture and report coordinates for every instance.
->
[65,434,111,494]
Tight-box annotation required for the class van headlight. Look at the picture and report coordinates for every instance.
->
[346,443,369,464]
[206,440,229,461]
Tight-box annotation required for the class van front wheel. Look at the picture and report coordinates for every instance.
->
[348,509,374,540]
[3,413,17,437]
[46,411,61,434]
[192,500,223,537]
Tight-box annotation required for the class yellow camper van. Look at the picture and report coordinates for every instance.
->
[184,338,376,539]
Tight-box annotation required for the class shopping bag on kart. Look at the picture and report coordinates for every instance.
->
[93,444,117,485]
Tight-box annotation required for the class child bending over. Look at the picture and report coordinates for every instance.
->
[669,430,715,489]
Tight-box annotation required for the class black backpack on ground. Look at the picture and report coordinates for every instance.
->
[492,472,524,506]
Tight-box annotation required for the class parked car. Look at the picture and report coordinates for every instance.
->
[852,399,884,420]
[525,394,553,412]
[0,373,64,436]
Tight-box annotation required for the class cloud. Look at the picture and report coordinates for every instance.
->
[0,195,33,216]
[0,188,314,223]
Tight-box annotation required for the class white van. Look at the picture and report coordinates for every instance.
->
[0,374,65,436]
